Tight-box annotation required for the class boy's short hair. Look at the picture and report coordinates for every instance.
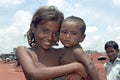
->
[104,41,119,50]
[64,16,86,34]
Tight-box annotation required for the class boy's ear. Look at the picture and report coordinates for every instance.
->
[117,49,119,53]
[30,23,36,33]
[80,34,86,42]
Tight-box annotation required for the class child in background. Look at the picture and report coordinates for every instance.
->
[104,41,120,80]
[59,16,99,80]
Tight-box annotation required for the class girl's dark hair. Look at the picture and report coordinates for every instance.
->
[104,41,119,50]
[64,16,86,34]
[26,6,64,47]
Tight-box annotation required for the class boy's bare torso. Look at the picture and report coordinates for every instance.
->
[60,47,88,80]
[61,48,77,65]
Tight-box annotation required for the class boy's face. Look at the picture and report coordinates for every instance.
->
[105,47,119,62]
[31,21,60,49]
[60,21,85,48]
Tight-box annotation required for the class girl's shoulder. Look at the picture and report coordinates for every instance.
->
[16,46,38,61]
[16,45,29,49]
[16,45,27,52]
[16,45,35,56]
[16,45,31,53]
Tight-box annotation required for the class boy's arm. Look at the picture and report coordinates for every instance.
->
[73,48,100,80]
[16,46,81,80]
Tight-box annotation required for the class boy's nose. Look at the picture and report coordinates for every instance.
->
[66,33,70,37]
[108,52,112,56]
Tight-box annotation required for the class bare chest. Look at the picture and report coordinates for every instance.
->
[29,51,60,67]
[38,54,59,66]
[61,50,77,65]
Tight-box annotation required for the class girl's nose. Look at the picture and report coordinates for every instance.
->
[48,33,53,40]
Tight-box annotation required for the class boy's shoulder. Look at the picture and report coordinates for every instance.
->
[118,54,120,58]
[116,55,120,61]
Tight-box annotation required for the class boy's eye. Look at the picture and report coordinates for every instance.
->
[61,30,67,34]
[106,50,114,54]
[72,32,77,35]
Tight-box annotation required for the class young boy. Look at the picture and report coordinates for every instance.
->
[104,41,120,80]
[59,16,99,80]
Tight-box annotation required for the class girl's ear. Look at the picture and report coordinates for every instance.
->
[80,34,86,42]
[30,23,36,33]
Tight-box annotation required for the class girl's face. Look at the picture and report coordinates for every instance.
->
[60,21,85,48]
[32,21,60,49]
[106,47,119,62]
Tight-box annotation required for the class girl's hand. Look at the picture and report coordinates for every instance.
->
[64,73,83,80]
[75,63,87,78]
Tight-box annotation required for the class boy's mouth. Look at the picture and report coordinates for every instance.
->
[64,40,71,44]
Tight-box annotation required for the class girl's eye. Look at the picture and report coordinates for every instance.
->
[41,28,48,33]
[53,31,59,36]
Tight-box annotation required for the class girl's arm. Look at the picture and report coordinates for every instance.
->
[73,48,100,80]
[16,46,81,80]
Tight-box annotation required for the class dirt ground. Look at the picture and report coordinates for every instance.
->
[0,61,25,80]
